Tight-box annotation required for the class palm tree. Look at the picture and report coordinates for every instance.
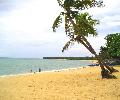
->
[52,0,117,78]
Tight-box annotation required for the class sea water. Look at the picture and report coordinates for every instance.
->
[0,58,92,76]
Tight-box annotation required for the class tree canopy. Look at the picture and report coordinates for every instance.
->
[100,33,120,59]
[52,0,103,52]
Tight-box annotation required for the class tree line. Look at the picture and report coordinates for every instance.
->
[43,57,96,60]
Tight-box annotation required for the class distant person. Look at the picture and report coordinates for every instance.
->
[39,68,41,72]
[30,69,32,73]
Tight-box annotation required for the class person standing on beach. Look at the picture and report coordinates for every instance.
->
[39,68,41,72]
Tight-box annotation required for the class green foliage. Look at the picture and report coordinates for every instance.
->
[99,46,110,60]
[64,0,75,8]
[73,0,104,10]
[57,0,104,9]
[106,33,120,58]
[62,39,75,52]
[53,0,103,52]
[75,12,99,36]
[100,33,120,59]
[52,13,63,32]
[57,0,64,7]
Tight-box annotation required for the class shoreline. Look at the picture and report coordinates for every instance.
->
[0,60,97,78]
[0,65,96,78]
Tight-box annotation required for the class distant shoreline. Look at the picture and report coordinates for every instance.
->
[43,57,96,60]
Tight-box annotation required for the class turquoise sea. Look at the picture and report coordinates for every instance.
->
[0,58,92,76]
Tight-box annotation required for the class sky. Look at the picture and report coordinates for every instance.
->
[0,0,120,58]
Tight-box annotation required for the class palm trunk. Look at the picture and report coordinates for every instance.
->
[81,36,118,73]
[78,38,115,78]
[77,37,105,70]
[66,11,118,78]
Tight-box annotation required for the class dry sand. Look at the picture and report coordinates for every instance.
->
[0,66,120,100]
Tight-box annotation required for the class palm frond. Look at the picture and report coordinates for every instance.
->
[65,14,69,33]
[74,0,104,10]
[62,38,75,52]
[75,12,99,36]
[52,13,63,32]
[64,0,75,8]
[64,14,75,38]
[57,0,64,7]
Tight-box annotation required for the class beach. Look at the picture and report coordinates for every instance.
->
[0,66,120,100]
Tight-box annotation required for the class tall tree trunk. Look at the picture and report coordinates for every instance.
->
[67,13,116,70]
[76,37,105,70]
[78,38,114,78]
[67,12,118,78]
[81,35,118,73]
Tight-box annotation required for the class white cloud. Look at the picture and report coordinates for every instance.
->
[0,0,61,33]
[0,0,120,58]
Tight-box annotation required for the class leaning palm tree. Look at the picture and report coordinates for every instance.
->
[52,0,117,78]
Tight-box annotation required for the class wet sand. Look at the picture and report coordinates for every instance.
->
[0,66,120,100]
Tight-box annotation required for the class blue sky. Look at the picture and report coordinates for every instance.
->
[0,0,120,58]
